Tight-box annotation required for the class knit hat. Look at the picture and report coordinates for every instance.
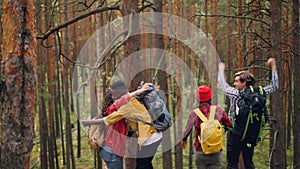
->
[197,85,212,102]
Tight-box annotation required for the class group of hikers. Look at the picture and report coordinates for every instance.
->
[82,57,278,169]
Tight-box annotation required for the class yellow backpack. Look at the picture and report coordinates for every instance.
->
[194,106,223,154]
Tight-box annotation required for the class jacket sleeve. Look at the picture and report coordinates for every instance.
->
[182,111,197,141]
[263,70,279,95]
[113,94,130,109]
[218,70,239,99]
[103,98,150,126]
[216,106,233,129]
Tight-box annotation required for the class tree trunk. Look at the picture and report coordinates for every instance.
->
[269,0,286,168]
[210,0,218,104]
[0,0,2,62]
[236,0,244,68]
[225,0,232,114]
[35,1,48,168]
[153,1,173,169]
[121,1,140,168]
[37,43,49,169]
[237,1,245,168]
[44,0,55,167]
[121,0,141,91]
[293,0,300,168]
[63,0,75,168]
[56,36,66,165]
[0,0,36,168]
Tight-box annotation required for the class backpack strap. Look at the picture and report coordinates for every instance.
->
[209,106,217,121]
[194,105,217,122]
[193,108,207,122]
[250,85,264,95]
[258,86,264,95]
[250,85,254,93]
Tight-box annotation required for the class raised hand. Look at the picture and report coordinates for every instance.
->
[267,58,276,70]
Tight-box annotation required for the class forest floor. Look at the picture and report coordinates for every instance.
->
[29,125,293,169]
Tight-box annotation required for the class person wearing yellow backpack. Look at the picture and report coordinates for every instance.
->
[182,85,232,169]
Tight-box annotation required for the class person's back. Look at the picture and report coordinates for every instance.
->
[217,58,278,169]
[82,81,152,169]
[182,85,232,169]
[99,91,128,169]
[102,82,162,169]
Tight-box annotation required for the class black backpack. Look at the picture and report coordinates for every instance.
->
[135,83,172,131]
[232,86,268,145]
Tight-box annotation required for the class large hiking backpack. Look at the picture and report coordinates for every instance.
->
[233,86,268,145]
[87,115,106,149]
[136,83,172,131]
[194,106,223,154]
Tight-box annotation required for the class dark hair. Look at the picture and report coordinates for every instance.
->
[101,91,114,117]
[111,80,127,90]
[200,100,211,105]
[234,71,255,86]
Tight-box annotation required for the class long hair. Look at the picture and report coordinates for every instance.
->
[101,91,114,117]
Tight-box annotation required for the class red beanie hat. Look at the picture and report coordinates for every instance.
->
[197,85,212,102]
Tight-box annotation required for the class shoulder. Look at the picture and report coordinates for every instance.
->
[128,98,147,111]
[214,105,228,117]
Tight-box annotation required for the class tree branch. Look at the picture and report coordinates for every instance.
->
[36,6,120,40]
[75,13,133,96]
[194,13,269,26]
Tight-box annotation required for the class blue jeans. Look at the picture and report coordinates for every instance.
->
[100,146,123,169]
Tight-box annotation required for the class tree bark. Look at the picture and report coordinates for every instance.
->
[269,0,286,168]
[0,0,36,168]
[63,0,75,168]
[121,1,140,168]
[0,0,2,62]
[236,0,244,68]
[44,0,55,167]
[293,0,300,168]
[210,0,218,105]
[121,0,141,91]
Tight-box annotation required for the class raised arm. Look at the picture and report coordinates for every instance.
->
[218,62,239,98]
[263,58,279,95]
[113,83,150,109]
[181,111,197,149]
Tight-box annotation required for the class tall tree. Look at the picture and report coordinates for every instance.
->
[153,2,173,168]
[120,1,140,168]
[36,1,49,167]
[0,0,37,168]
[44,0,55,167]
[63,0,75,168]
[173,1,183,169]
[0,0,2,62]
[121,0,141,91]
[210,0,218,104]
[269,0,286,168]
[37,40,49,169]
[293,0,300,168]
[236,0,244,67]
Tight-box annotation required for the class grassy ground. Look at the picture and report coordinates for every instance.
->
[30,126,293,169]
[29,89,293,168]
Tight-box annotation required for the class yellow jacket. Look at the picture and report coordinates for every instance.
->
[103,97,157,147]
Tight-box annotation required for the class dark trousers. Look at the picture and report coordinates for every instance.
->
[226,133,255,169]
[136,139,162,169]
